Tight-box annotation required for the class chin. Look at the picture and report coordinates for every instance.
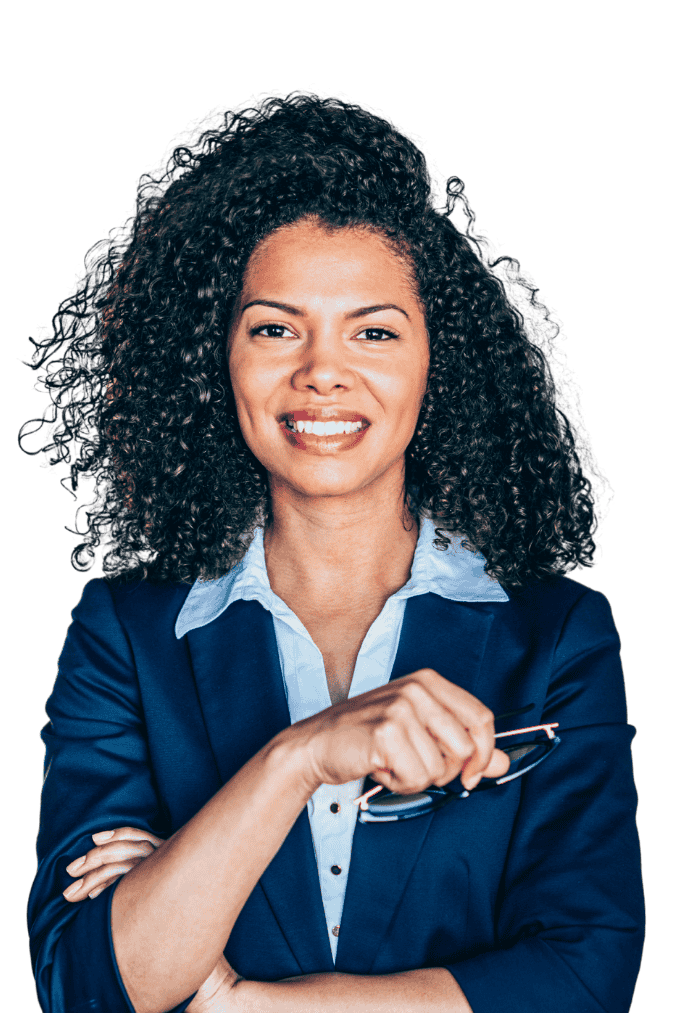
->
[273,463,397,502]
[263,445,405,501]
[283,477,366,499]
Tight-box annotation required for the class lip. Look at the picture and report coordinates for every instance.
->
[278,407,371,452]
[278,409,371,425]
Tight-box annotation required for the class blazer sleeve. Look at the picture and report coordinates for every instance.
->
[27,578,198,1013]
[444,588,645,1013]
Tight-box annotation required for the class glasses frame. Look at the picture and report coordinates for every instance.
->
[355,706,560,823]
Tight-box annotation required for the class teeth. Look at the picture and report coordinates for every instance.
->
[286,419,364,435]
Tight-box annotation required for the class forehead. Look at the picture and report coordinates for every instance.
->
[242,219,419,305]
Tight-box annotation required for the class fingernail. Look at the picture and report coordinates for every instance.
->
[63,880,83,899]
[92,830,114,843]
[464,773,481,791]
[67,856,85,874]
[88,887,102,899]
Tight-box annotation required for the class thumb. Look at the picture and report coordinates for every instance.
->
[483,747,511,779]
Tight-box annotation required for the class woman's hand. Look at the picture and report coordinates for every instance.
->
[292,668,511,794]
[63,826,165,901]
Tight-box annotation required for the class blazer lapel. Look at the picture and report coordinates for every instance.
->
[186,598,292,784]
[186,599,335,973]
[335,593,496,973]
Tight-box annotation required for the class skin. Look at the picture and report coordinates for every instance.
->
[63,218,510,1013]
[227,217,431,705]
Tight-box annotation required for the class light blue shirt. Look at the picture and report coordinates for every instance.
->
[175,516,509,962]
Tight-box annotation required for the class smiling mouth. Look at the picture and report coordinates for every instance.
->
[284,419,365,435]
[279,410,371,440]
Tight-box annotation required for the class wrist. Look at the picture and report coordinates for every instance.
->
[269,724,323,797]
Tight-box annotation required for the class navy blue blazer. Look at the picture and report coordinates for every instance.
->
[28,573,644,1013]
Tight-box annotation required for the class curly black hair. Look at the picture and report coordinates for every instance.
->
[19,93,599,589]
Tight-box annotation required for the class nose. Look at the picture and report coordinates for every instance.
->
[291,333,354,396]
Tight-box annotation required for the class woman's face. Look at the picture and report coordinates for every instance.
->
[227,218,429,503]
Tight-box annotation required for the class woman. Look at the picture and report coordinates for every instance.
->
[24,94,644,1013]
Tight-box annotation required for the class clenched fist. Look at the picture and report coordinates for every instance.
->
[287,668,511,795]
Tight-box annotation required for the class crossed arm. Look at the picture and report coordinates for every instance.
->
[62,828,470,1013]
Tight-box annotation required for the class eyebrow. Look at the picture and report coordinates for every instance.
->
[240,299,410,320]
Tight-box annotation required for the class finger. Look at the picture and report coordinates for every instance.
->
[395,718,458,793]
[421,722,476,788]
[63,859,142,902]
[81,857,146,898]
[371,715,434,795]
[405,672,495,787]
[91,827,164,847]
[373,688,472,790]
[66,839,155,877]
[87,874,123,900]
[433,679,495,785]
[482,747,511,779]
[460,716,496,788]
[398,679,484,788]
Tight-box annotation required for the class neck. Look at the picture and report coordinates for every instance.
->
[263,466,419,601]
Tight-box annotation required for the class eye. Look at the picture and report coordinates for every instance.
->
[250,323,296,339]
[355,327,399,342]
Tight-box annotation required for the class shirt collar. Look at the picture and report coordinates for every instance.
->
[174,516,509,640]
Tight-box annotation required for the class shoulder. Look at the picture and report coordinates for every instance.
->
[55,576,195,710]
[504,570,604,605]
[73,573,193,628]
[501,571,617,639]
[490,574,623,698]
[63,575,194,670]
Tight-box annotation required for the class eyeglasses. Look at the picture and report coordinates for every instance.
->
[354,705,560,823]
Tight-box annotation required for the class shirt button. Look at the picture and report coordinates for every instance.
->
[330,865,342,875]
[330,802,340,813]
[332,925,340,937]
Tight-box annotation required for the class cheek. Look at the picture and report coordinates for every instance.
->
[226,342,243,400]
[227,349,270,427]
[388,361,428,426]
